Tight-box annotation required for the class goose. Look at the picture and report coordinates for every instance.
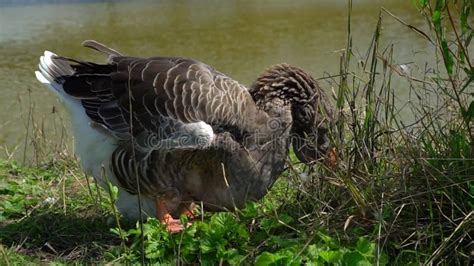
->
[35,40,335,232]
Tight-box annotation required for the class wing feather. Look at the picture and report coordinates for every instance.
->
[60,51,264,145]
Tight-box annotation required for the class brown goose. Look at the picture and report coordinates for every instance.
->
[35,40,335,232]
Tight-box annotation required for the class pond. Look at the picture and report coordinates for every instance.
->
[0,0,434,160]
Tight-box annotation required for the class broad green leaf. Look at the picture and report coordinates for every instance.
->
[319,250,342,263]
[306,244,320,259]
[356,238,374,256]
[343,251,371,266]
[179,214,189,226]
[317,231,339,248]
[260,217,281,231]
[255,252,286,266]
[240,202,258,218]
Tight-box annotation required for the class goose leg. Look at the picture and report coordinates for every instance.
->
[326,147,338,169]
[155,198,185,233]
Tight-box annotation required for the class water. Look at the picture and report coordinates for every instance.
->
[0,0,432,160]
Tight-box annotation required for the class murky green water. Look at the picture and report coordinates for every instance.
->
[0,0,432,160]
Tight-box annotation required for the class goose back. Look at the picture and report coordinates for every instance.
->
[61,56,268,141]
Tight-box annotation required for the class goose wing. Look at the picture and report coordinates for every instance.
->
[60,49,259,149]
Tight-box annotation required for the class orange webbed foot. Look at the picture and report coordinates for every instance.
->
[161,214,192,233]
[156,198,193,233]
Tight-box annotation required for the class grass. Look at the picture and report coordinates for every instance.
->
[0,158,380,265]
[1,0,473,265]
[0,159,119,264]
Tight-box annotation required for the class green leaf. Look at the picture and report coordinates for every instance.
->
[440,40,454,76]
[343,251,371,266]
[106,182,119,200]
[306,244,320,260]
[240,202,258,218]
[200,239,214,254]
[260,217,281,231]
[255,252,286,266]
[356,238,374,256]
[434,0,445,12]
[180,214,189,226]
[319,250,342,263]
[460,2,471,33]
[462,101,474,121]
[317,231,339,249]
[418,0,428,7]
[378,252,389,266]
[432,10,442,24]
[279,213,294,224]
[110,228,127,239]
[268,235,296,248]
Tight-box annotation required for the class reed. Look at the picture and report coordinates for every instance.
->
[290,0,473,264]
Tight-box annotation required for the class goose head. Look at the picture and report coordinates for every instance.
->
[250,64,335,165]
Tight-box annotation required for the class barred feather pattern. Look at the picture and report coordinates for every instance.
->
[56,51,271,198]
[62,56,263,138]
[36,40,334,214]
[250,63,332,125]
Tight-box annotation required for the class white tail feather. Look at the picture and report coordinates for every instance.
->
[35,49,155,220]
[35,51,70,99]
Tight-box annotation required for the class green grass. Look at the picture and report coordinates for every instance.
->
[0,159,381,265]
[0,159,119,264]
[1,0,473,265]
